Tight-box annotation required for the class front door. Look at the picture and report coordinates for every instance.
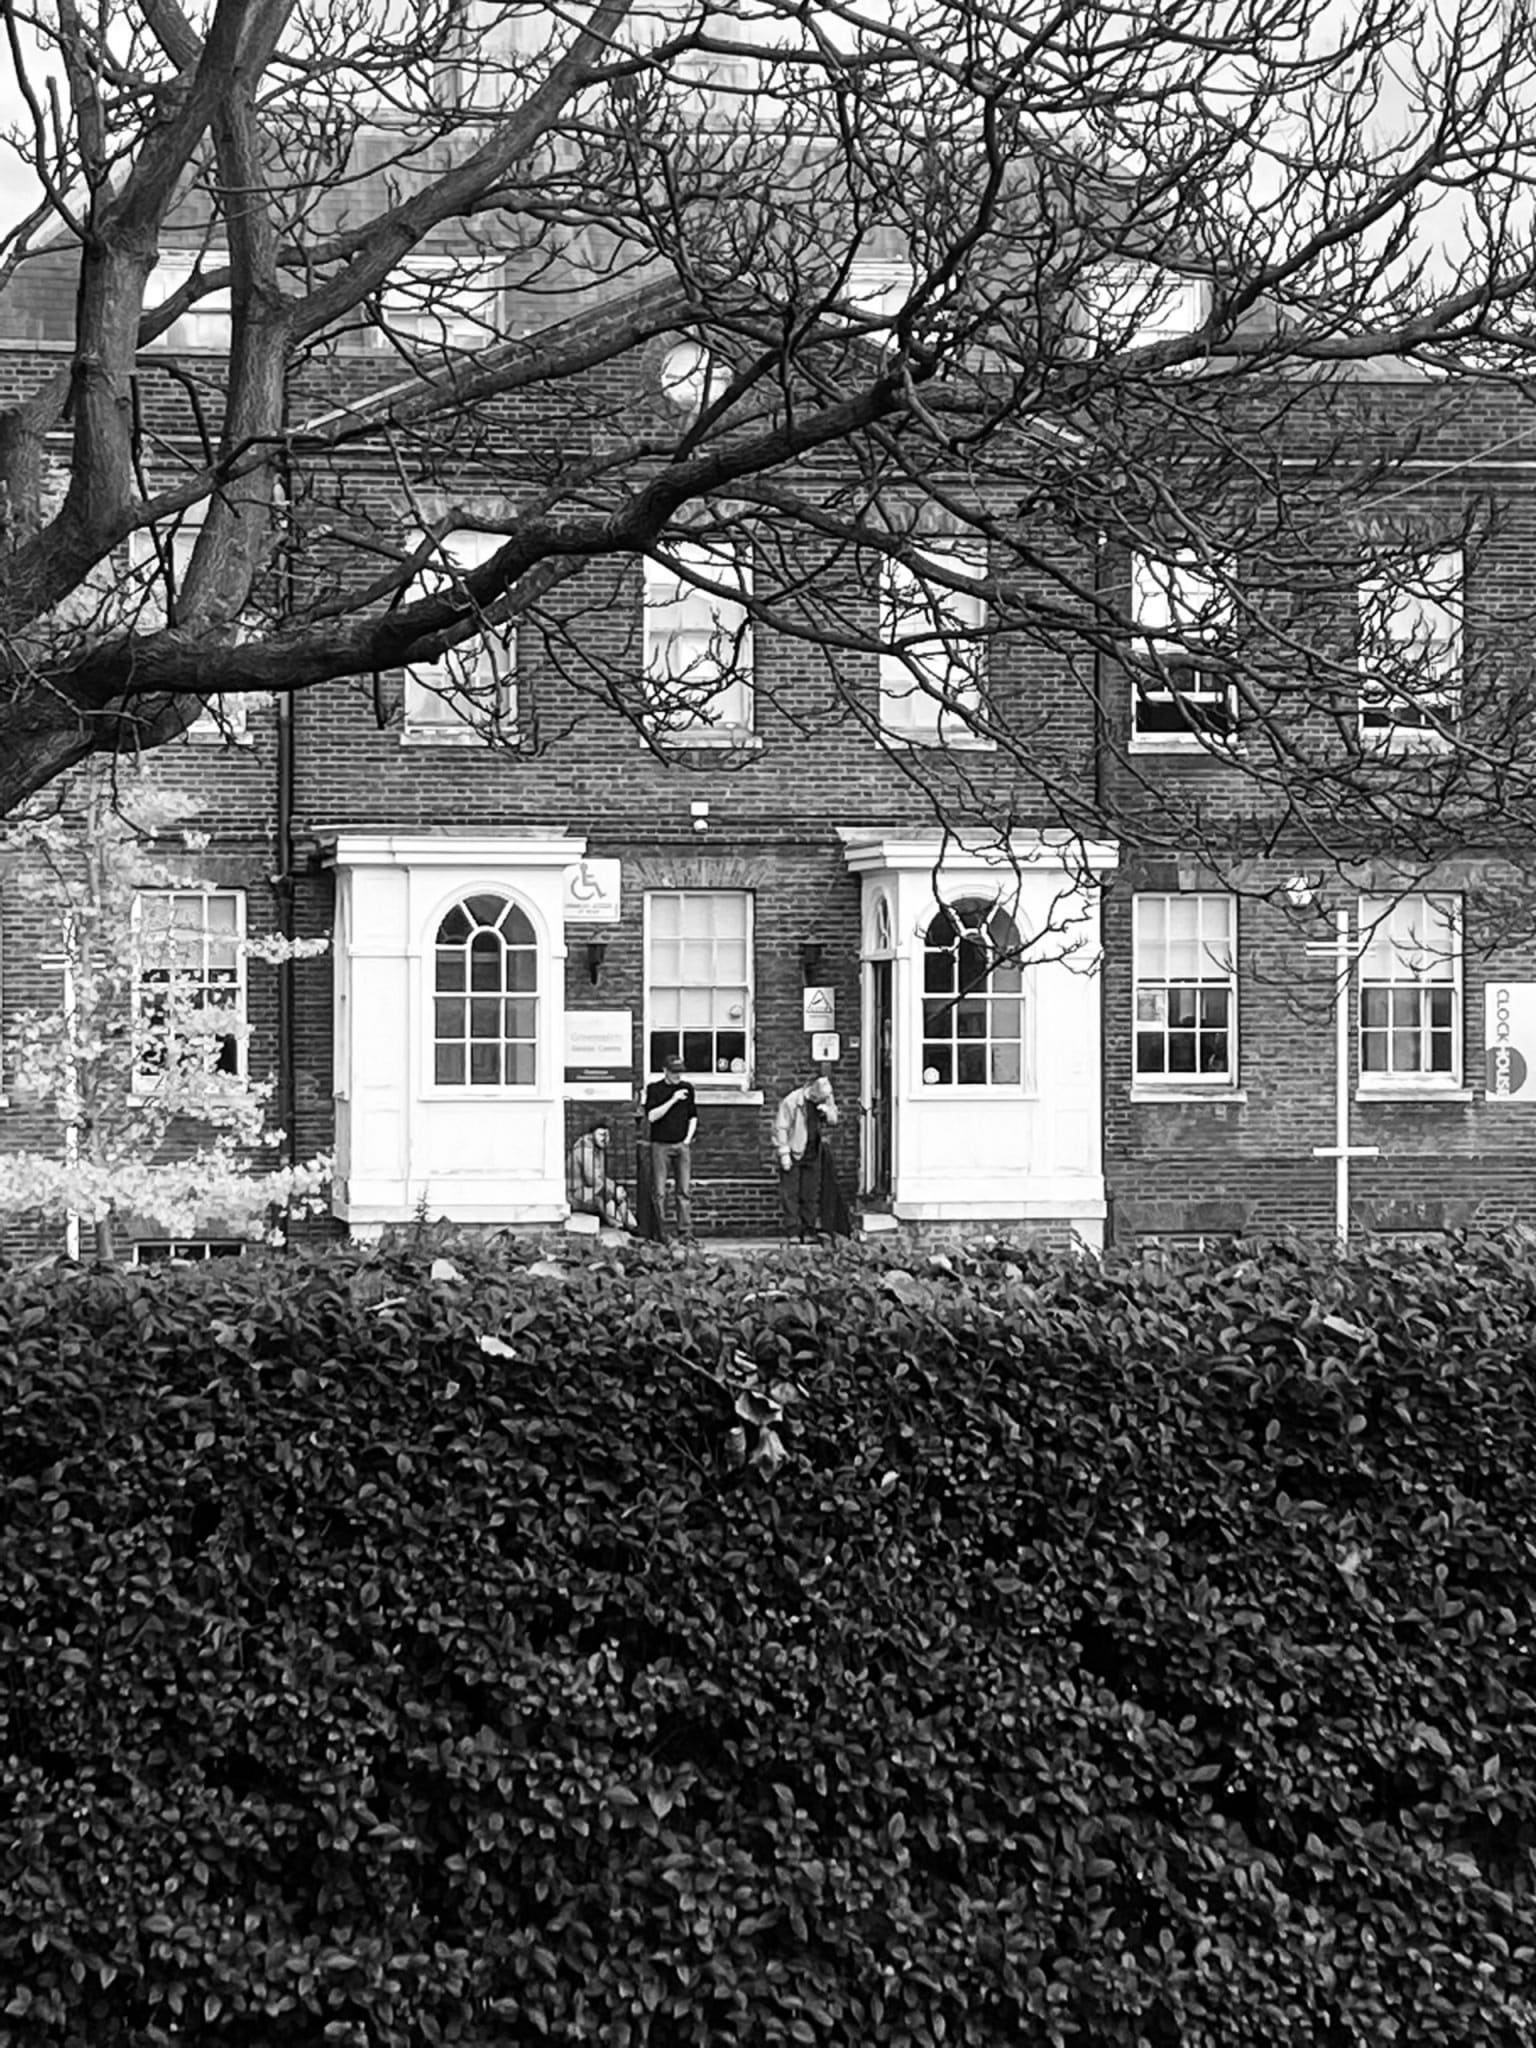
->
[864,957,894,1198]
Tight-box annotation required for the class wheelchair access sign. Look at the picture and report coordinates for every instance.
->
[561,859,622,924]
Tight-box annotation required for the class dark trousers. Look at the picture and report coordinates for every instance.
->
[780,1157,822,1237]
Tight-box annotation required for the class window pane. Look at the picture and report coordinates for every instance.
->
[434,999,463,1040]
[506,1042,536,1087]
[991,1042,1021,1085]
[470,998,502,1039]
[464,893,506,927]
[1199,988,1230,1028]
[923,1044,952,1084]
[956,1043,988,1086]
[506,948,538,993]
[681,1030,714,1071]
[469,1043,500,1085]
[505,998,537,1041]
[469,935,501,990]
[1136,1031,1166,1074]
[436,1044,466,1085]
[501,904,536,945]
[436,950,466,992]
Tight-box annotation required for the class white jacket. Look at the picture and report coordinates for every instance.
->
[774,1084,838,1168]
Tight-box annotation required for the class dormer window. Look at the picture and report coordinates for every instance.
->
[377,256,501,351]
[144,252,232,352]
[1074,262,1207,351]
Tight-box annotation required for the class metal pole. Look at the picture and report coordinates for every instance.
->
[1308,905,1375,1247]
[1332,909,1350,1246]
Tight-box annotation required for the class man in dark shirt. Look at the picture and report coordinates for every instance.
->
[641,1054,698,1241]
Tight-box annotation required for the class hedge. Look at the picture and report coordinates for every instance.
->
[3,1232,1536,2044]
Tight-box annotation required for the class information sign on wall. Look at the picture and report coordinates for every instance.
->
[564,1009,634,1100]
[802,985,836,1032]
[1485,983,1536,1101]
[561,859,622,924]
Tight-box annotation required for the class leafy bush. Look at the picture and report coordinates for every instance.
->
[4,1232,1536,2045]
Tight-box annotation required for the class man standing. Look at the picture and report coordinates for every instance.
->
[642,1054,697,1241]
[774,1073,839,1240]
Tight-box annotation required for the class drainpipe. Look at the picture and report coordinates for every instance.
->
[274,442,299,1189]
[1093,528,1112,1248]
[275,690,297,1174]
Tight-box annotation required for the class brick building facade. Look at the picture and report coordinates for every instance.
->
[5,256,1536,1256]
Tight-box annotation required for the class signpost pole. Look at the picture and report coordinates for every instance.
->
[1308,908,1378,1247]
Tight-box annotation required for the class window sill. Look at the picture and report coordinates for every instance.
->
[1131,1086,1246,1103]
[1356,1085,1472,1104]
[645,732,763,751]
[401,729,520,747]
[185,727,255,748]
[913,1086,1036,1101]
[881,732,997,752]
[690,1087,765,1106]
[1128,735,1241,757]
[1360,731,1456,754]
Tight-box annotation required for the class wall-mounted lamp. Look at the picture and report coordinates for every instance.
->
[800,941,825,984]
[585,939,608,984]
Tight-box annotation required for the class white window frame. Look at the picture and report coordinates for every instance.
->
[845,257,915,331]
[879,543,990,747]
[401,529,518,744]
[1133,893,1237,1087]
[128,1239,249,1264]
[143,251,232,352]
[1129,551,1236,748]
[644,890,754,1090]
[127,514,251,744]
[643,543,754,743]
[658,339,730,415]
[1357,893,1462,1091]
[1077,261,1207,350]
[1358,550,1463,752]
[428,892,540,1093]
[377,255,502,352]
[132,889,247,1088]
[917,895,1029,1093]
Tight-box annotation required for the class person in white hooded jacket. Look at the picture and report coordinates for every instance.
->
[773,1074,839,1239]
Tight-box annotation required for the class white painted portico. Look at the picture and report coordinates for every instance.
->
[840,831,1117,1244]
[327,833,585,1226]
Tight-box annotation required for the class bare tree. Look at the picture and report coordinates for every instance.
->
[3,0,1536,903]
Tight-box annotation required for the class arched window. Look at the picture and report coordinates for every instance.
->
[921,898,1024,1087]
[433,894,538,1087]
